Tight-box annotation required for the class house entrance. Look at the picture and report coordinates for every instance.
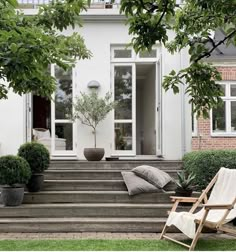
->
[111,47,161,157]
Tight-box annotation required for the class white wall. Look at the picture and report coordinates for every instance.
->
[0,90,24,155]
[0,19,191,160]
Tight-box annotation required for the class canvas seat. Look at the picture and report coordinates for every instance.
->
[160,167,236,251]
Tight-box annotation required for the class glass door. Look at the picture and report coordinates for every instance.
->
[51,65,76,156]
[112,63,136,155]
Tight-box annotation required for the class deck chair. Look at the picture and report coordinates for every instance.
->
[160,167,236,251]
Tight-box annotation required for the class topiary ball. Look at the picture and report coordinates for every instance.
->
[18,142,50,174]
[0,155,31,186]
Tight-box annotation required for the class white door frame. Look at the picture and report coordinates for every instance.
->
[111,63,136,156]
[50,64,77,157]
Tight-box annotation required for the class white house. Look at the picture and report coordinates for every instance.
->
[0,0,193,160]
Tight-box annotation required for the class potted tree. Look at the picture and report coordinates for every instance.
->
[18,142,50,192]
[72,90,116,161]
[0,155,31,206]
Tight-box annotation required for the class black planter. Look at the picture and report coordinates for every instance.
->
[175,188,193,206]
[1,187,24,206]
[84,148,105,161]
[27,174,44,192]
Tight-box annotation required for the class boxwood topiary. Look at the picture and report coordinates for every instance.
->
[0,155,31,186]
[18,142,50,174]
[183,150,236,190]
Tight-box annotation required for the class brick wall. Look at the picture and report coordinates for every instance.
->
[192,66,236,151]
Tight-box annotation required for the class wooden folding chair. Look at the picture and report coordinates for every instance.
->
[160,168,236,251]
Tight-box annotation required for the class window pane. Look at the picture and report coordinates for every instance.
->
[212,102,226,132]
[114,66,132,119]
[115,123,132,150]
[114,49,132,58]
[139,49,156,58]
[55,123,73,150]
[230,85,236,96]
[231,101,236,132]
[220,84,225,96]
[55,66,72,119]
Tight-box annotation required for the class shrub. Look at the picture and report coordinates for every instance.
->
[18,142,50,173]
[183,150,236,190]
[0,155,31,186]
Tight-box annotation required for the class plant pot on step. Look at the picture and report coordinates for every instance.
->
[1,186,25,206]
[27,174,44,192]
[84,148,105,161]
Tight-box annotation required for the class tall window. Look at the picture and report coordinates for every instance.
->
[212,82,236,135]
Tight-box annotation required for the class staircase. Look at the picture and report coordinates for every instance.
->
[0,160,184,233]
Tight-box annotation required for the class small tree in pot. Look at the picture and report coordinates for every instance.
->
[0,155,31,206]
[72,90,117,161]
[18,142,50,192]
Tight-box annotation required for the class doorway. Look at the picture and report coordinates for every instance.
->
[112,62,158,156]
[136,63,156,155]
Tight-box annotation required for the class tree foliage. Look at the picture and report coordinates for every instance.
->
[120,0,236,117]
[0,0,91,99]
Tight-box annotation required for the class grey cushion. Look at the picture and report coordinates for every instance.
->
[121,171,161,196]
[132,165,172,189]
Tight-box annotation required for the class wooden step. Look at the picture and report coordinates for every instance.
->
[42,180,177,191]
[23,191,174,204]
[0,203,188,218]
[0,217,178,233]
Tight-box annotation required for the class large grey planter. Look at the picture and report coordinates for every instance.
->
[1,187,24,206]
[84,148,105,161]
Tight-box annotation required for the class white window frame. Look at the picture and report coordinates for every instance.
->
[211,81,236,137]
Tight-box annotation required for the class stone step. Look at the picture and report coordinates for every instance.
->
[0,203,187,218]
[0,217,177,233]
[49,161,182,170]
[44,170,179,180]
[23,191,174,204]
[42,180,177,191]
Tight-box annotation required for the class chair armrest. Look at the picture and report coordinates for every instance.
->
[204,204,233,210]
[170,196,199,203]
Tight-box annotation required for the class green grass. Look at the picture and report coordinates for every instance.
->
[0,239,235,251]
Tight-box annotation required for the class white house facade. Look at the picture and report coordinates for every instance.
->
[0,1,192,160]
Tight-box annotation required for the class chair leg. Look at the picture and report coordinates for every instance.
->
[160,224,168,239]
[189,223,204,251]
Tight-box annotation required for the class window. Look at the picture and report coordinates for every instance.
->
[139,49,157,58]
[113,49,132,59]
[212,82,236,135]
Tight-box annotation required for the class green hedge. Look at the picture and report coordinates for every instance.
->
[0,155,31,186]
[183,150,236,190]
[18,142,50,173]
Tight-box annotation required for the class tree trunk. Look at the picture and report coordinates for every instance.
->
[94,128,97,148]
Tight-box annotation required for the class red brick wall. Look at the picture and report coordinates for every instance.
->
[192,66,236,151]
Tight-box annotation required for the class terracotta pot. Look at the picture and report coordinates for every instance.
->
[1,187,24,206]
[84,148,105,161]
[27,174,44,192]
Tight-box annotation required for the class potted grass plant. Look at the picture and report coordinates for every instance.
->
[72,90,116,161]
[174,170,196,197]
[0,155,31,206]
[18,142,50,192]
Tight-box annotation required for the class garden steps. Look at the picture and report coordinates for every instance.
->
[0,160,185,232]
[0,203,190,218]
[0,217,177,233]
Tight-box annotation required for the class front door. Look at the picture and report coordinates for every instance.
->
[112,63,136,156]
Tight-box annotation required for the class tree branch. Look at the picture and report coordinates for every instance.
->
[194,29,236,62]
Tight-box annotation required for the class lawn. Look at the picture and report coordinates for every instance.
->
[0,239,235,251]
